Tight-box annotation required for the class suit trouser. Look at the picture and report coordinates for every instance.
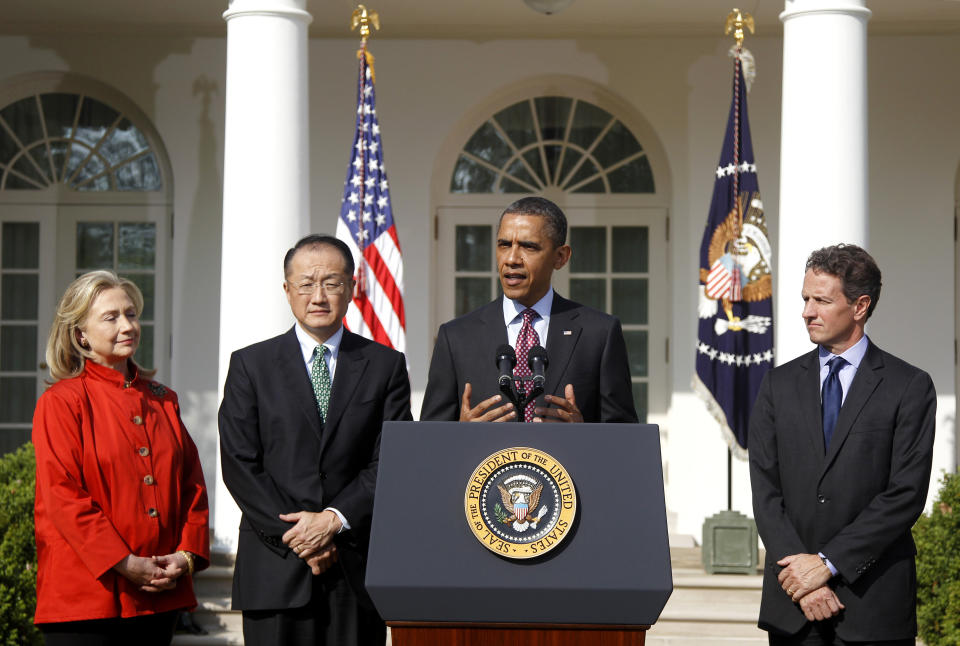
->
[40,611,178,646]
[242,565,386,646]
[768,621,914,646]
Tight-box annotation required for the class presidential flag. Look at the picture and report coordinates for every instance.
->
[693,49,773,458]
[337,46,406,353]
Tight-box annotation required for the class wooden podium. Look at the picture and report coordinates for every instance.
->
[366,422,671,645]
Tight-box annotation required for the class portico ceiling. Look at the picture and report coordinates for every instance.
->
[3,0,960,38]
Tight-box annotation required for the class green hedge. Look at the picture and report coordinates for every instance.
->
[914,470,960,646]
[0,443,41,646]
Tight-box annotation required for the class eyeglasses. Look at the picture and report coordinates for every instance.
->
[288,280,348,296]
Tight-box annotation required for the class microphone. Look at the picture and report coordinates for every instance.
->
[495,344,517,388]
[527,345,549,389]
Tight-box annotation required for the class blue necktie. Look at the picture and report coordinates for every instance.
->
[821,356,847,451]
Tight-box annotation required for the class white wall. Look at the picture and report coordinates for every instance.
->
[0,26,955,545]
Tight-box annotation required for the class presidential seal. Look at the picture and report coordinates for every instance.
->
[464,447,576,559]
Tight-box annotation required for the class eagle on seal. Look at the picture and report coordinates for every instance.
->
[497,481,543,523]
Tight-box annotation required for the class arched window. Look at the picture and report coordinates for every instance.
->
[0,93,163,191]
[450,96,654,194]
[0,76,171,454]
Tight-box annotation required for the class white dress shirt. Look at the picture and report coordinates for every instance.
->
[502,287,553,348]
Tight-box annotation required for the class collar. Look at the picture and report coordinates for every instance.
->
[818,334,869,370]
[294,323,344,365]
[502,287,554,327]
[83,359,140,388]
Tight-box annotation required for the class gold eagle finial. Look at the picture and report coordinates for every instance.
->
[724,8,755,47]
[350,5,380,44]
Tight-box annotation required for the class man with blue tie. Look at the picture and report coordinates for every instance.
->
[219,235,411,646]
[749,244,936,645]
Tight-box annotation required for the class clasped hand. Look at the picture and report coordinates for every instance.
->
[112,553,189,592]
[279,510,342,575]
[777,553,844,621]
[459,382,582,423]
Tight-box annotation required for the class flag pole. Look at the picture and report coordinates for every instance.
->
[723,7,754,513]
[350,5,380,298]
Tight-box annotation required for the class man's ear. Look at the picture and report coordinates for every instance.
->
[853,295,871,321]
[554,244,572,270]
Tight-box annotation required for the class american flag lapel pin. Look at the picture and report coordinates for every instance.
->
[563,330,572,335]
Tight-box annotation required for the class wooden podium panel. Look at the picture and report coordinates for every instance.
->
[390,623,648,646]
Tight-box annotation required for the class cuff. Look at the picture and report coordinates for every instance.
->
[325,507,350,533]
[818,552,838,577]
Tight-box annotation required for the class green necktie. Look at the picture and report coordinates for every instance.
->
[310,345,332,421]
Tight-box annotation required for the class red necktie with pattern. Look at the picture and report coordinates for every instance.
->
[513,308,541,422]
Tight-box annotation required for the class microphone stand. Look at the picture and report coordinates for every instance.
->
[500,376,543,422]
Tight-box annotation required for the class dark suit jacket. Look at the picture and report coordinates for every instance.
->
[218,327,411,611]
[420,293,638,423]
[748,340,936,640]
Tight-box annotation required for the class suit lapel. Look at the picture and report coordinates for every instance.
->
[480,299,509,393]
[543,294,582,397]
[276,327,324,442]
[820,341,883,477]
[797,350,824,458]
[319,331,368,456]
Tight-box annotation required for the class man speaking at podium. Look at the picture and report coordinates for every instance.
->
[420,196,637,424]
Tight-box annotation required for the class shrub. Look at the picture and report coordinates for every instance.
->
[914,470,960,646]
[0,443,41,646]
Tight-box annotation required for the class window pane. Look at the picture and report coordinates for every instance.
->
[569,278,605,312]
[501,178,530,194]
[115,153,161,191]
[534,96,572,142]
[28,144,55,181]
[608,157,655,193]
[3,173,38,190]
[612,227,648,273]
[41,93,80,139]
[0,97,44,148]
[100,118,149,166]
[592,121,641,168]
[2,222,39,269]
[450,155,496,193]
[456,226,491,272]
[0,430,32,456]
[569,227,605,273]
[118,223,156,270]
[123,274,155,320]
[136,324,154,369]
[48,141,69,182]
[494,101,537,151]
[75,174,111,192]
[1,275,38,319]
[612,278,648,325]
[1,325,36,371]
[0,377,36,423]
[521,149,545,186]
[632,381,648,423]
[623,329,648,378]
[566,158,601,189]
[63,142,93,184]
[73,155,107,187]
[567,101,613,151]
[74,97,119,148]
[455,277,491,317]
[77,222,114,269]
[0,125,20,165]
[572,178,605,194]
[543,145,563,185]
[504,158,538,190]
[11,155,45,186]
[463,122,513,169]
[557,148,582,186]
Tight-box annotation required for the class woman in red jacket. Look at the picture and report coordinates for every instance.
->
[32,270,209,646]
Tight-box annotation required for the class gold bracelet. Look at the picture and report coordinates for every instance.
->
[178,550,195,576]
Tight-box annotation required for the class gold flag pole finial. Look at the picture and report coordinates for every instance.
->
[351,5,380,44]
[724,8,755,48]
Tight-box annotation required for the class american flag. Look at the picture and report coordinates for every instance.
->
[337,49,406,353]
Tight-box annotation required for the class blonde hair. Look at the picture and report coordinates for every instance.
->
[46,270,154,381]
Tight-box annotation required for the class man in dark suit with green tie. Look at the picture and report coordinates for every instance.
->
[749,244,936,645]
[219,234,411,645]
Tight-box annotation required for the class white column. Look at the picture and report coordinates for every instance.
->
[215,0,312,552]
[777,0,871,364]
